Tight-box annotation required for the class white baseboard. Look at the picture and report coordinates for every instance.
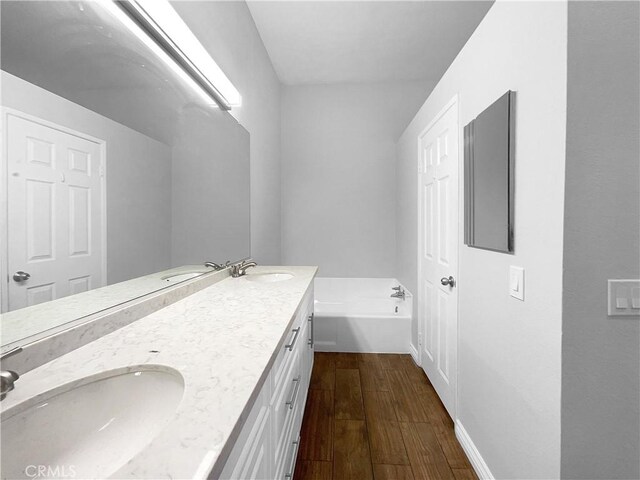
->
[409,343,420,365]
[455,420,494,480]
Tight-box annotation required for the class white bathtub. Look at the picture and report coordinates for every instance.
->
[313,278,412,353]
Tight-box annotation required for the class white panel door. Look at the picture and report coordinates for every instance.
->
[6,112,104,311]
[418,98,459,418]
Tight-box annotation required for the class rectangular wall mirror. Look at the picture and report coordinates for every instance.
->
[464,90,515,253]
[0,1,250,349]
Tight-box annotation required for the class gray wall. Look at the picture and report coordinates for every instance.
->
[172,1,283,265]
[281,81,431,277]
[1,71,173,285]
[561,2,640,478]
[396,2,568,477]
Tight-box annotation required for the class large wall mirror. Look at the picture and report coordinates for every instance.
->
[0,1,250,348]
[464,91,515,253]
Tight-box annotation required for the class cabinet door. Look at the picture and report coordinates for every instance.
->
[220,380,271,479]
[231,406,270,480]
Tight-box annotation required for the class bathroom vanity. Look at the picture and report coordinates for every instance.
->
[0,266,317,479]
[220,273,314,480]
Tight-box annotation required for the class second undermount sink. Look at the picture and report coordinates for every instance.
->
[1,367,184,479]
[244,272,294,283]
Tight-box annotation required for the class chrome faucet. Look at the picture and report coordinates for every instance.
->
[391,285,405,300]
[231,260,257,278]
[1,347,22,401]
[205,261,231,271]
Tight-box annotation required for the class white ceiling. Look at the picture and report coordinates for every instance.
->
[247,1,493,85]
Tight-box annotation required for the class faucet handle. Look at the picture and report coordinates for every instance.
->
[0,370,19,401]
[205,261,228,271]
[230,260,257,278]
[0,347,21,401]
[392,285,402,291]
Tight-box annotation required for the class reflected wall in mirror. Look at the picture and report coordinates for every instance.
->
[464,90,515,253]
[0,1,250,348]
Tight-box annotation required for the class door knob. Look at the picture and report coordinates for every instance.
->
[440,276,455,287]
[12,271,30,283]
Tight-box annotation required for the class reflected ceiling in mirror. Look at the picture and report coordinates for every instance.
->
[1,0,216,144]
[1,1,250,349]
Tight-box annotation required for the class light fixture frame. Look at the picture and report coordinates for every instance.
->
[116,0,234,110]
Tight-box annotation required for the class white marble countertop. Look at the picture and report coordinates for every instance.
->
[0,266,318,479]
[1,264,216,349]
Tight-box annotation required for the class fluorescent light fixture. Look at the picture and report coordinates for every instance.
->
[96,0,215,106]
[121,0,241,109]
[99,0,241,109]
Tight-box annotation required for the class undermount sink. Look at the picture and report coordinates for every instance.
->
[161,271,203,283]
[244,272,294,283]
[1,367,184,479]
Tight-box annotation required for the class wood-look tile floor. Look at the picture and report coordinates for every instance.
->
[294,353,478,480]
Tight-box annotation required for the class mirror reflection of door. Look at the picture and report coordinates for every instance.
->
[5,110,105,312]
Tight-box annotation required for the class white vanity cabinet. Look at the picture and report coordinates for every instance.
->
[218,380,271,480]
[219,287,314,480]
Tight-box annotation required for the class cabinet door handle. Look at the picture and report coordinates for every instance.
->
[307,312,314,347]
[286,375,301,410]
[284,437,300,479]
[285,327,300,351]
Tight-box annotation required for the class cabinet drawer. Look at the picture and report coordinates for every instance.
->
[272,344,301,469]
[283,434,300,480]
[272,319,303,393]
[275,431,300,480]
[271,289,313,392]
[302,311,314,391]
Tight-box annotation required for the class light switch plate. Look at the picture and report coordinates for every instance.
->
[510,266,524,301]
[608,280,640,317]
